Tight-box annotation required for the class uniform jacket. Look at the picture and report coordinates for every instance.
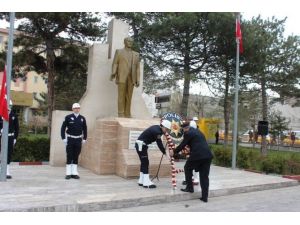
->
[175,127,213,161]
[112,48,140,85]
[138,125,166,154]
[0,111,19,139]
[61,113,87,140]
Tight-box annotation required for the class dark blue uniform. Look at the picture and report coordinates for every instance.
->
[0,111,19,164]
[175,127,213,201]
[135,125,166,174]
[61,113,87,165]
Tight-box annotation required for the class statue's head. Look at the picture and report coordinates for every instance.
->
[124,37,133,48]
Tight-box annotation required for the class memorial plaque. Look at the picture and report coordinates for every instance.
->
[128,130,158,150]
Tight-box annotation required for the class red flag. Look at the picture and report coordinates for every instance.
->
[0,66,9,121]
[236,18,244,54]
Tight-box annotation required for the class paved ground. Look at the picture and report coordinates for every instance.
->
[0,162,299,211]
[106,185,300,212]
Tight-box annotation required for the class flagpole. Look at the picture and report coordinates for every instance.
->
[232,13,240,169]
[0,12,15,181]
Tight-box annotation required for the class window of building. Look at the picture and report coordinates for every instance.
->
[155,95,170,103]
[34,76,38,84]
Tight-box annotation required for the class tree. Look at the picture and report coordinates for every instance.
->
[140,12,221,117]
[202,13,238,145]
[1,12,105,136]
[268,110,290,145]
[242,16,300,155]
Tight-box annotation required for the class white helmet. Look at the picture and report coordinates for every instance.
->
[190,120,197,129]
[72,103,81,109]
[192,116,198,121]
[161,119,172,130]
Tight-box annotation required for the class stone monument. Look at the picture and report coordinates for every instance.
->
[49,19,171,178]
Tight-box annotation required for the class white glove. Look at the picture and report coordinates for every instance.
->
[14,139,16,145]
[63,139,67,145]
[82,139,86,144]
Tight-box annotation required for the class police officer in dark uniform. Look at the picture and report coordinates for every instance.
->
[0,100,19,179]
[135,120,171,188]
[171,121,213,202]
[61,103,87,180]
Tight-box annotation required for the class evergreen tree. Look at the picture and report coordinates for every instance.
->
[1,12,106,136]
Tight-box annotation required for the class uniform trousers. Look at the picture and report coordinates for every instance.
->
[66,138,82,164]
[184,158,212,200]
[135,143,149,174]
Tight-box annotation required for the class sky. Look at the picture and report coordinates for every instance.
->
[1,0,299,98]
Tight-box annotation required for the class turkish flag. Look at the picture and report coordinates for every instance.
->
[0,66,9,121]
[236,19,244,54]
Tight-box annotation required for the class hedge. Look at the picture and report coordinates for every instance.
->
[210,144,300,175]
[12,136,50,162]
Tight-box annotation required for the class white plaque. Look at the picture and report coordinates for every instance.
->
[128,130,159,150]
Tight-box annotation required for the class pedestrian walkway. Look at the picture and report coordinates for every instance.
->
[0,162,298,211]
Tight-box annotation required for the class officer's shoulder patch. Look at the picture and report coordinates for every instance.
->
[12,116,15,120]
[81,118,83,122]
[71,117,74,120]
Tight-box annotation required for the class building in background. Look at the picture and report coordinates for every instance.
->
[272,99,300,131]
[154,91,223,120]
[0,28,47,129]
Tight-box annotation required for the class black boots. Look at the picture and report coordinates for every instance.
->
[65,175,72,180]
[65,175,80,179]
[71,175,80,179]
[180,187,194,193]
[200,197,208,203]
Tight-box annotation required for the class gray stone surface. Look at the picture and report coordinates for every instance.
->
[0,162,298,211]
[106,185,300,212]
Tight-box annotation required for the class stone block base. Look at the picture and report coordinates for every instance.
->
[80,117,171,178]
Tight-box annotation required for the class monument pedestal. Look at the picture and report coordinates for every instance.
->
[49,19,167,179]
[79,117,171,178]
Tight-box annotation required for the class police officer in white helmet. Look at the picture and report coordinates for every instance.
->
[61,103,87,180]
[0,100,19,179]
[135,119,171,188]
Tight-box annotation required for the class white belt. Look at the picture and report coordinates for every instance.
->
[8,133,14,136]
[67,134,83,138]
[135,140,147,152]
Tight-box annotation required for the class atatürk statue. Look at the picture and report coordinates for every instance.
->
[110,37,140,118]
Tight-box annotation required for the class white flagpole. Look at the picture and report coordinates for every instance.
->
[232,13,240,169]
[0,12,15,181]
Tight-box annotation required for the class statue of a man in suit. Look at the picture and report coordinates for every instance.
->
[110,37,140,118]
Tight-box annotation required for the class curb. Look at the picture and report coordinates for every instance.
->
[10,179,299,212]
[11,162,49,166]
[282,175,300,181]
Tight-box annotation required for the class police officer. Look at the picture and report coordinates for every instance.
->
[0,100,19,179]
[61,103,87,180]
[182,120,200,186]
[135,120,171,188]
[171,121,213,203]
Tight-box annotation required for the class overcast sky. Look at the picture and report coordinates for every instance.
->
[1,0,298,97]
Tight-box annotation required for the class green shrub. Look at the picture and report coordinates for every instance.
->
[12,136,50,162]
[247,150,261,171]
[260,156,285,174]
[237,148,250,169]
[210,144,300,175]
[211,145,232,167]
